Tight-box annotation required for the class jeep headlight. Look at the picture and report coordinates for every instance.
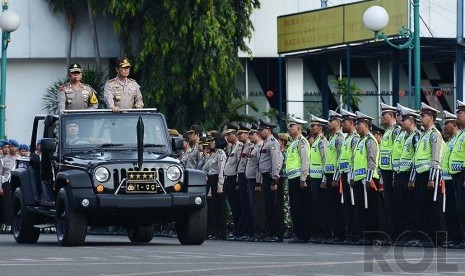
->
[166,166,182,181]
[94,167,110,182]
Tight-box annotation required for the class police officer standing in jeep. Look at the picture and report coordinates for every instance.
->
[104,57,144,112]
[58,63,99,113]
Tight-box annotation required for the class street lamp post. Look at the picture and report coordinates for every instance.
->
[363,2,421,110]
[0,0,20,139]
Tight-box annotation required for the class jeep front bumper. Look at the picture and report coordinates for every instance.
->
[72,191,206,210]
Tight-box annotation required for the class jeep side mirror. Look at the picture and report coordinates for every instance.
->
[41,138,57,152]
[171,137,183,151]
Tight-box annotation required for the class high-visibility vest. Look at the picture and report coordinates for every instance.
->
[353,133,379,181]
[379,125,398,170]
[286,135,310,179]
[310,135,326,179]
[449,130,465,175]
[392,130,406,172]
[399,130,418,172]
[325,132,344,173]
[414,128,434,173]
[442,139,453,180]
[339,132,359,173]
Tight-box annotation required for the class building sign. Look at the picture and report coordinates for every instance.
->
[277,0,409,54]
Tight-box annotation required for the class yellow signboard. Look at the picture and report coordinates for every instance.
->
[277,0,409,54]
[277,7,344,54]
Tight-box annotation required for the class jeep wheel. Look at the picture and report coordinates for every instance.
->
[56,188,87,246]
[176,205,207,245]
[12,188,40,244]
[127,224,155,243]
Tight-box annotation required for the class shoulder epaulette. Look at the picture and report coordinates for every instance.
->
[108,78,117,83]
[129,78,137,82]
[58,84,67,92]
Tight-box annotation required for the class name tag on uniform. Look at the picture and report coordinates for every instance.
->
[261,149,268,154]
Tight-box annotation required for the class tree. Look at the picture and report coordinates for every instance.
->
[44,0,101,68]
[44,0,86,67]
[333,77,362,112]
[105,0,260,131]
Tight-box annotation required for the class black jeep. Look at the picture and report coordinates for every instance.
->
[11,109,207,246]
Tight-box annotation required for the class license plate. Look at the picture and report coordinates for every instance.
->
[126,171,157,193]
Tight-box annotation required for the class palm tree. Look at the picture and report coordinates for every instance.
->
[44,0,86,67]
[220,99,258,126]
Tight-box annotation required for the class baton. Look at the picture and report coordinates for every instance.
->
[442,180,446,213]
[433,170,439,202]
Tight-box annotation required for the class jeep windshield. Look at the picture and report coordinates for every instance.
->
[61,113,169,153]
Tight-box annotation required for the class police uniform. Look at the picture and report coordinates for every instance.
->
[203,138,227,239]
[245,124,267,240]
[441,109,464,247]
[411,102,445,246]
[286,116,312,243]
[223,123,243,239]
[236,123,254,239]
[258,120,284,242]
[338,109,360,243]
[448,100,465,247]
[104,58,144,109]
[58,63,99,113]
[379,103,402,241]
[0,140,16,228]
[182,125,203,169]
[305,114,328,241]
[395,106,422,245]
[351,111,381,243]
[320,111,346,243]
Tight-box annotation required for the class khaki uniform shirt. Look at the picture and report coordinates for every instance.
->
[182,144,201,169]
[205,150,226,188]
[224,141,243,176]
[104,77,144,109]
[58,82,98,113]
[258,135,283,180]
[237,141,253,174]
[245,140,263,183]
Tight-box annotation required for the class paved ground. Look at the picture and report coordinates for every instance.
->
[0,234,463,275]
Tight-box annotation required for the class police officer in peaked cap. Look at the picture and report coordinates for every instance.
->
[104,57,144,112]
[58,63,99,114]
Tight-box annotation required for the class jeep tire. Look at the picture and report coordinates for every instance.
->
[176,204,207,245]
[56,188,87,246]
[127,224,155,243]
[12,188,40,244]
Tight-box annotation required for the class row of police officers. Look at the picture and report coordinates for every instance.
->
[181,100,465,248]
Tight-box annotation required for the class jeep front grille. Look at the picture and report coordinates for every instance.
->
[112,167,164,191]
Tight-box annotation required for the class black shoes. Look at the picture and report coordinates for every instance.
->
[288,237,309,243]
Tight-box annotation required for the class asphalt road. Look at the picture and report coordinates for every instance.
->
[0,234,463,276]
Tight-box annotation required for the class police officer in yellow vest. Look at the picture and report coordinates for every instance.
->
[286,116,312,243]
[323,110,346,243]
[350,111,380,244]
[308,114,329,243]
[448,100,465,248]
[441,110,464,248]
[338,108,360,244]
[379,102,403,241]
[58,63,99,114]
[410,102,445,247]
[394,105,422,246]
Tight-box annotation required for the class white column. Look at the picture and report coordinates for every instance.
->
[286,58,304,119]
